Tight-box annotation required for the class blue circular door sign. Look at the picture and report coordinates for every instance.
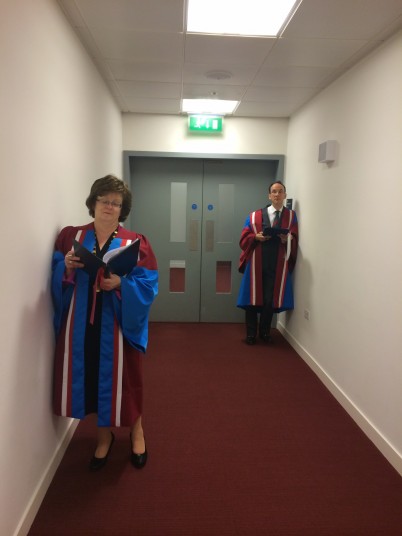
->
[208,204,214,211]
[191,203,198,210]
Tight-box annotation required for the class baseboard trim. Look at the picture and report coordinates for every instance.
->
[14,419,79,536]
[278,322,402,477]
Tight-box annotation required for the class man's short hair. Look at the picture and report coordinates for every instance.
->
[268,181,286,193]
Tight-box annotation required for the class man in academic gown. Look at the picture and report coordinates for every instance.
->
[237,181,298,345]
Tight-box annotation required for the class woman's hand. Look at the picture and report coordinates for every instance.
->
[65,249,84,275]
[100,272,121,291]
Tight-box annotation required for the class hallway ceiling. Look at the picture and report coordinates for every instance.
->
[58,0,402,118]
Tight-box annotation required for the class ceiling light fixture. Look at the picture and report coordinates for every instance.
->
[182,99,238,115]
[187,0,301,37]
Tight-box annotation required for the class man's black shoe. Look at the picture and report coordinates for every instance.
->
[259,332,273,343]
[246,336,256,345]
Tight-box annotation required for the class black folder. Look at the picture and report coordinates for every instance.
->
[262,227,289,238]
[73,238,140,277]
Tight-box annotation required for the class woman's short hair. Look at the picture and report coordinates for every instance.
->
[86,174,132,222]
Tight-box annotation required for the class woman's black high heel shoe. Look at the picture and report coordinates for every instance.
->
[130,433,148,469]
[89,432,115,471]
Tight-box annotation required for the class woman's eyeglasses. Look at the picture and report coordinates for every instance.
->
[97,198,122,209]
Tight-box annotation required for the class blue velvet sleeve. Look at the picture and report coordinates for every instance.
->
[112,265,158,353]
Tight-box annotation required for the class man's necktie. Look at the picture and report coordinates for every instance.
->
[273,210,280,228]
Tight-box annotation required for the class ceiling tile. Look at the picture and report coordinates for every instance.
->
[266,38,369,68]
[183,84,246,100]
[254,65,335,88]
[284,0,402,39]
[106,60,182,83]
[183,62,259,86]
[90,28,184,62]
[58,0,87,27]
[73,0,185,32]
[122,97,181,114]
[244,86,318,105]
[236,101,295,117]
[117,81,181,98]
[185,34,276,64]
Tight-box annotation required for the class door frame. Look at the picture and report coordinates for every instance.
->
[123,150,285,232]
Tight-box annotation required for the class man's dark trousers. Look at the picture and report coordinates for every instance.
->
[245,238,279,337]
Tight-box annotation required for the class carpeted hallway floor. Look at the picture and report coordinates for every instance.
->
[28,323,402,535]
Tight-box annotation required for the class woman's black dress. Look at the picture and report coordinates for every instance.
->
[84,231,116,416]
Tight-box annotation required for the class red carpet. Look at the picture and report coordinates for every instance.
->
[29,323,402,535]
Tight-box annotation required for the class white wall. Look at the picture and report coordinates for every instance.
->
[282,30,402,474]
[0,1,122,535]
[123,114,288,155]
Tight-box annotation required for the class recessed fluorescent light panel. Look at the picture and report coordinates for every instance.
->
[187,0,301,37]
[182,99,238,115]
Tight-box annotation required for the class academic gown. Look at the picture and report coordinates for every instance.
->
[51,223,158,427]
[237,206,298,312]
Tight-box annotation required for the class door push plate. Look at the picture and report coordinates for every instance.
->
[189,220,199,251]
[206,220,214,252]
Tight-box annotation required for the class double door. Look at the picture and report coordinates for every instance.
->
[129,157,278,322]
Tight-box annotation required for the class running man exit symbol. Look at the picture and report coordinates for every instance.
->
[188,115,223,132]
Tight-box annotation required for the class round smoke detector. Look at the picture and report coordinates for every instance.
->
[205,70,233,80]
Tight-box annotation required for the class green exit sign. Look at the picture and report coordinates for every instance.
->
[188,115,223,132]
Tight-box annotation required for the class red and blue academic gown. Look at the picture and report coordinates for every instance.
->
[237,207,298,312]
[51,223,158,427]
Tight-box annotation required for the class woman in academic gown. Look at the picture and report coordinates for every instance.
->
[51,175,158,471]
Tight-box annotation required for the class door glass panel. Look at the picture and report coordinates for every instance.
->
[217,183,234,243]
[170,182,187,242]
[169,260,186,293]
[216,261,231,293]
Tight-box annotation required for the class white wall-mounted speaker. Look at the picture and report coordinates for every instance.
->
[318,140,337,163]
